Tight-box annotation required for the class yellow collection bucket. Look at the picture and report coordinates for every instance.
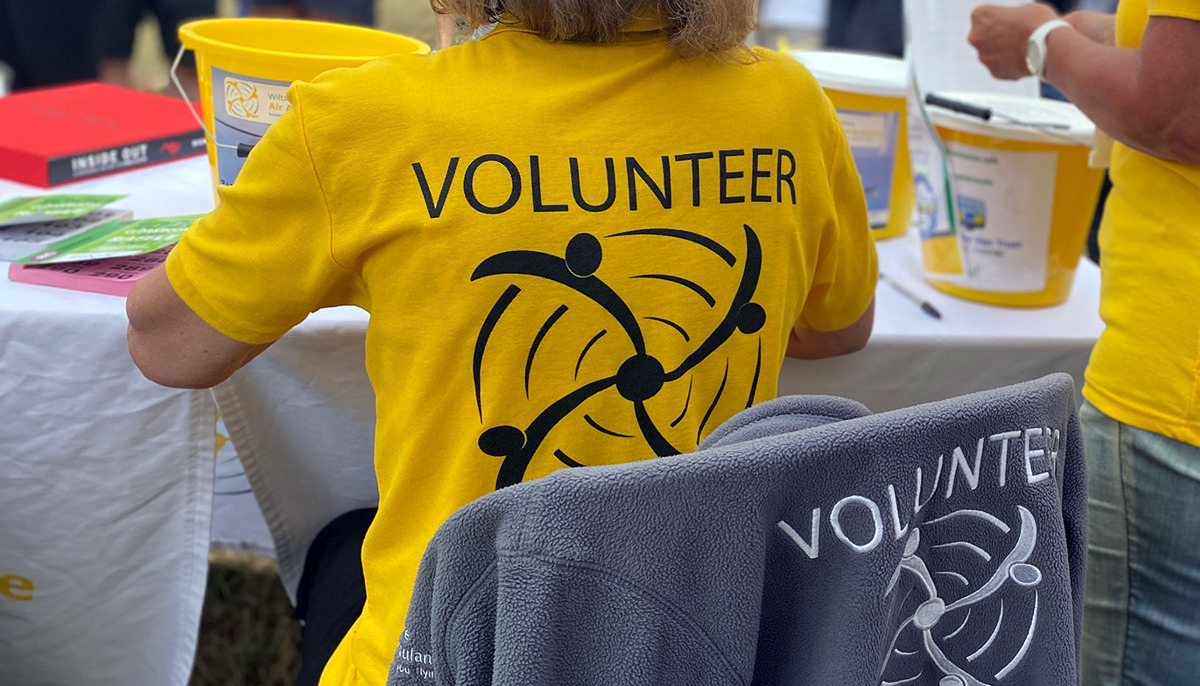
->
[791,51,913,240]
[178,19,430,198]
[926,93,1104,307]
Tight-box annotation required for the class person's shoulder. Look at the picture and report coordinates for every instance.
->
[284,51,437,141]
[723,48,838,127]
[726,47,829,106]
[301,51,434,103]
[744,47,803,70]
[741,47,821,84]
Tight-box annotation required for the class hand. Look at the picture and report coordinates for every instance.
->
[968,3,1060,80]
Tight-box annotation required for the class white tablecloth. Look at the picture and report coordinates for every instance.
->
[781,233,1103,409]
[0,159,220,686]
[0,157,273,551]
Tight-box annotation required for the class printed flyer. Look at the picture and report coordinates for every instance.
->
[947,143,1057,292]
[0,209,132,262]
[15,215,202,265]
[0,195,125,228]
[838,109,900,229]
[8,247,171,297]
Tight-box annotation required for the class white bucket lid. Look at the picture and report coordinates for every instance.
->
[790,51,909,98]
[928,91,1096,146]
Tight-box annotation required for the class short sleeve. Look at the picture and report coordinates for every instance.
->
[795,126,878,332]
[1148,0,1200,20]
[164,83,367,345]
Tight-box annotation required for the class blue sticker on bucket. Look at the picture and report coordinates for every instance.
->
[211,67,294,186]
[836,109,899,230]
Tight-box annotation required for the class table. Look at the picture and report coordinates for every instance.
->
[781,234,1103,409]
[0,158,223,686]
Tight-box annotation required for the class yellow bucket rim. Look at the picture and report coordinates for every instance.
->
[178,18,431,68]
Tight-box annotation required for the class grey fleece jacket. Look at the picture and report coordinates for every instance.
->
[389,374,1086,686]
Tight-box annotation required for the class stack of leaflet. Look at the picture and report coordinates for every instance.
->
[0,194,199,296]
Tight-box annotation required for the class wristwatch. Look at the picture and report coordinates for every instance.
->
[1026,19,1072,80]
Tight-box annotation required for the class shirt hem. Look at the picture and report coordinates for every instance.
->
[1082,382,1200,448]
[1148,8,1200,22]
[164,248,288,346]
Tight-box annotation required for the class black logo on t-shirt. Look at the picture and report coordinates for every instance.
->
[472,224,765,489]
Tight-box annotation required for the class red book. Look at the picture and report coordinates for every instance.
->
[0,82,207,187]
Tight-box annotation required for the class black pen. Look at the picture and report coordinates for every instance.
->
[879,272,942,320]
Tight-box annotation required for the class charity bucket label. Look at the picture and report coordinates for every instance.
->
[223,77,291,123]
[947,143,1056,293]
[837,109,899,229]
[212,67,293,185]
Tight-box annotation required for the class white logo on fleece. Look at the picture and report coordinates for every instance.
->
[776,426,1061,685]
[393,629,436,681]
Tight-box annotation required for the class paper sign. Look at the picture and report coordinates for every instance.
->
[223,77,292,125]
[948,143,1057,292]
[15,215,201,264]
[838,109,900,229]
[0,208,132,262]
[904,0,1040,98]
[0,195,126,228]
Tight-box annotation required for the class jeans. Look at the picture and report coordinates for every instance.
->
[1081,402,1200,686]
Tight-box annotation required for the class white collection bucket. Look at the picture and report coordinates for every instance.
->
[792,51,912,240]
[924,92,1104,307]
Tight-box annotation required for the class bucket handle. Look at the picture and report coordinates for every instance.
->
[170,45,255,158]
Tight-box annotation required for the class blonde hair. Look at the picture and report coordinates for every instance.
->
[430,0,757,58]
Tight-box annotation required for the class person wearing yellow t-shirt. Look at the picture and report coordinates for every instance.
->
[970,2,1200,684]
[125,1,878,684]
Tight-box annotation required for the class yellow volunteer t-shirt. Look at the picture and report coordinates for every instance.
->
[1082,0,1200,447]
[166,23,876,686]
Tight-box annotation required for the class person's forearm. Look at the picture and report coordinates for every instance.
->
[1044,23,1200,164]
[1042,31,1143,146]
[1064,10,1116,46]
[786,299,874,360]
[787,327,860,359]
[970,4,1200,163]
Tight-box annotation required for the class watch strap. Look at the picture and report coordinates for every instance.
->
[1029,19,1072,79]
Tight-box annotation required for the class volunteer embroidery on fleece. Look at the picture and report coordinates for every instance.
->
[777,428,1063,686]
[472,225,766,489]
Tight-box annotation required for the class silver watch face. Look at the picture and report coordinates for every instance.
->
[1026,41,1041,77]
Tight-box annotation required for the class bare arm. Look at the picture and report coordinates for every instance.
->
[969,4,1200,165]
[787,298,874,359]
[1045,15,1200,164]
[1064,10,1116,46]
[126,266,271,389]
